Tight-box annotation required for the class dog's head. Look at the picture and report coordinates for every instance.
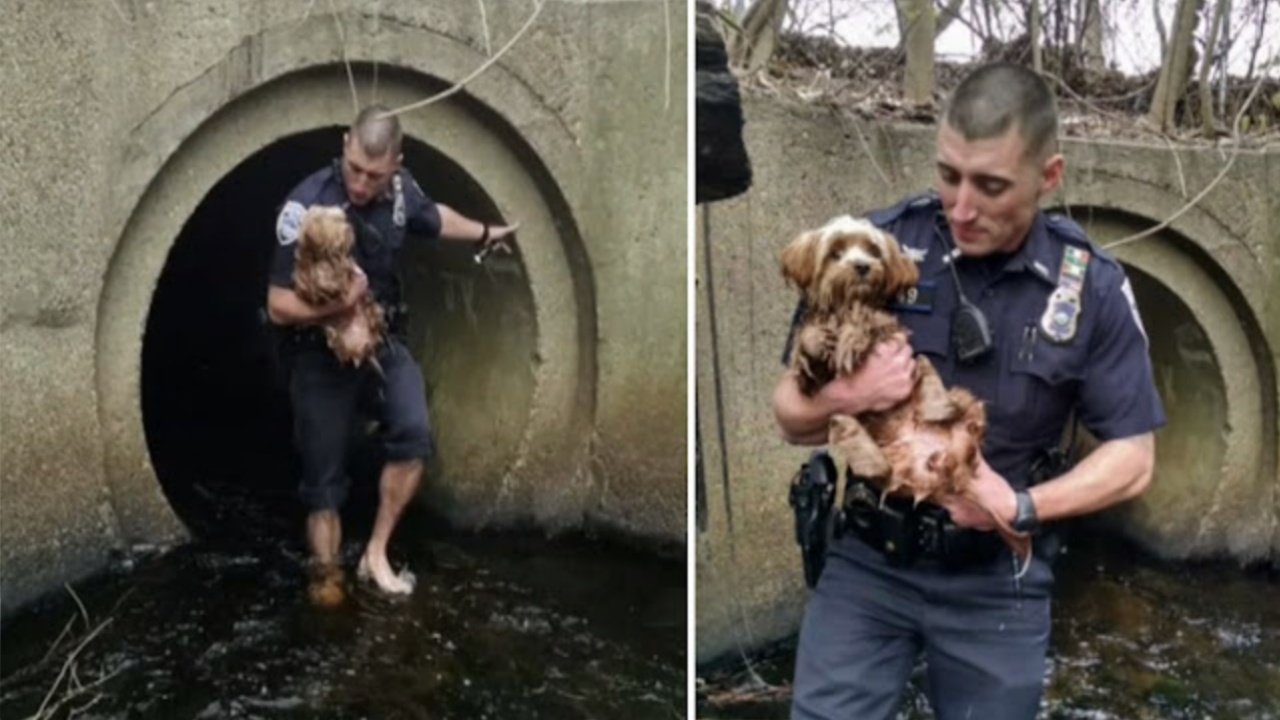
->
[297,206,354,263]
[780,215,918,311]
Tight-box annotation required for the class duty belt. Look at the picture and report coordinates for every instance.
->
[840,477,1004,570]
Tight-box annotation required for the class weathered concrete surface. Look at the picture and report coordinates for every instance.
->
[0,0,686,616]
[696,94,1280,664]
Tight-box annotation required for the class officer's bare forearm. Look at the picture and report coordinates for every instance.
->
[773,372,842,445]
[1026,433,1155,523]
[437,204,486,243]
[266,287,349,326]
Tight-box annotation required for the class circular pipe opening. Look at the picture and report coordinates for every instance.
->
[141,128,536,539]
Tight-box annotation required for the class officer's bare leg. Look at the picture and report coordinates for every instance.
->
[307,509,342,566]
[306,509,345,606]
[359,458,422,594]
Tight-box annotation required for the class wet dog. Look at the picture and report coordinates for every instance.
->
[292,206,386,371]
[781,216,1030,567]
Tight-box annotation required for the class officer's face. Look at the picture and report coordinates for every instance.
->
[341,135,401,207]
[935,123,1063,257]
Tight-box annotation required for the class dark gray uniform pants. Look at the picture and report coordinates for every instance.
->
[792,534,1053,720]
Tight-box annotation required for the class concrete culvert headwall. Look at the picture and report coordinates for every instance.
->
[105,66,595,548]
[1,1,688,617]
[1071,209,1276,562]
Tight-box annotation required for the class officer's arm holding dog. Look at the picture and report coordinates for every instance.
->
[772,336,917,445]
[938,434,1154,530]
[266,269,369,327]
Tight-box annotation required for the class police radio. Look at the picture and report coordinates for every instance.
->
[944,245,994,364]
[951,300,994,363]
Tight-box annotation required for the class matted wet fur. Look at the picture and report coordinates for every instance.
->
[781,216,1030,566]
[292,206,386,370]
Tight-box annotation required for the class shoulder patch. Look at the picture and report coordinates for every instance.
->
[277,201,306,245]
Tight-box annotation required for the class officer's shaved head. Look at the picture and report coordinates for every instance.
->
[944,63,1058,161]
[349,105,402,158]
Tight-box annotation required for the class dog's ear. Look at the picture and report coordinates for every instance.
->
[780,230,821,292]
[880,231,919,299]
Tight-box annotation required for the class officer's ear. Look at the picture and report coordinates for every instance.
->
[1039,153,1065,196]
[780,229,821,294]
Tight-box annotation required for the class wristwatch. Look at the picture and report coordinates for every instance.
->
[1012,490,1040,534]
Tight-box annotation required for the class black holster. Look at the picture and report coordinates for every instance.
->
[789,451,839,588]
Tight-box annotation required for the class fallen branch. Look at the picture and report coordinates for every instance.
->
[27,618,114,720]
[380,0,545,119]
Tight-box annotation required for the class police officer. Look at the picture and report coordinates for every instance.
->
[773,63,1165,719]
[267,105,517,604]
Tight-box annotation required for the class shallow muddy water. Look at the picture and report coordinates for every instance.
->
[1,495,685,720]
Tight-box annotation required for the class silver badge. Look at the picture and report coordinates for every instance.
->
[1040,287,1082,343]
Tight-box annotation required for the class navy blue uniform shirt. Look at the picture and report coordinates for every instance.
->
[785,193,1166,489]
[270,159,443,307]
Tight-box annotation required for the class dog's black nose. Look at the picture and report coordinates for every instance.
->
[855,264,871,277]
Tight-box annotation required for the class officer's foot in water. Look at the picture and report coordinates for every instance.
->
[307,562,346,608]
[357,552,417,595]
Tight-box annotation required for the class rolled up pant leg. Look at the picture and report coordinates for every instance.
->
[375,339,435,462]
[792,539,923,720]
[290,350,360,511]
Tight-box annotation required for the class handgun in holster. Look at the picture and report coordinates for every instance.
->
[789,450,840,588]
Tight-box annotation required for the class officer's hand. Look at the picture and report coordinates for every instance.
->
[343,267,369,308]
[937,455,1017,531]
[489,222,519,240]
[821,335,916,414]
[485,222,520,254]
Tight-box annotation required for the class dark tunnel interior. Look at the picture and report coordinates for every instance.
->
[142,128,510,542]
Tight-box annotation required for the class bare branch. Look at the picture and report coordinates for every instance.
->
[477,0,492,56]
[325,0,360,115]
[380,0,545,118]
[1104,78,1265,262]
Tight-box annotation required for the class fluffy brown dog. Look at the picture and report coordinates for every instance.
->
[781,215,1030,566]
[292,206,386,370]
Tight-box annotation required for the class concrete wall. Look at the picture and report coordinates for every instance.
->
[695,95,1280,664]
[0,0,687,615]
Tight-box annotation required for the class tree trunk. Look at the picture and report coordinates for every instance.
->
[1029,0,1042,74]
[1153,0,1169,62]
[1200,0,1228,135]
[1080,0,1104,70]
[899,0,936,103]
[727,0,790,73]
[1148,0,1204,131]
[896,0,966,48]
